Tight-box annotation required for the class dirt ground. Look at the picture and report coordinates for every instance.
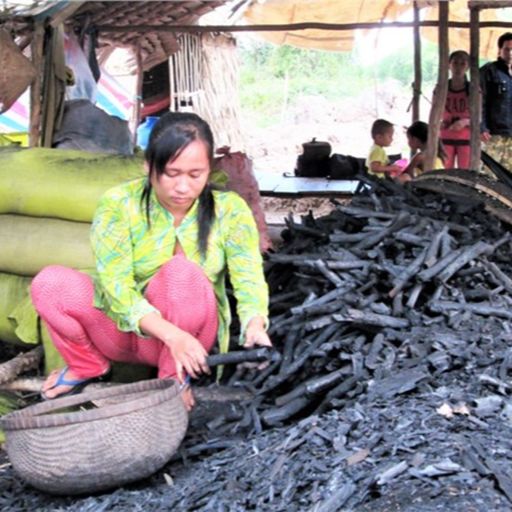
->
[261,196,339,225]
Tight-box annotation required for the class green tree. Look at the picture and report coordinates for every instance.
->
[238,38,441,126]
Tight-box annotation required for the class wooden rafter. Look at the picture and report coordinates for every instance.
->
[468,1,512,9]
[94,19,512,34]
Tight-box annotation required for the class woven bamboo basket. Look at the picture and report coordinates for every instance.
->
[1,379,188,495]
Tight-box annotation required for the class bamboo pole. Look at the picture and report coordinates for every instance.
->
[412,1,422,124]
[131,44,143,145]
[469,6,481,171]
[425,1,449,171]
[29,22,44,147]
[169,54,175,111]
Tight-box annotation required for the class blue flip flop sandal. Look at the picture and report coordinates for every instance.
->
[41,367,105,401]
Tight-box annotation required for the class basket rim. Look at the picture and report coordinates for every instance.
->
[1,378,183,430]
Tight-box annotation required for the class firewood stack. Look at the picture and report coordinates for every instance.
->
[214,177,512,427]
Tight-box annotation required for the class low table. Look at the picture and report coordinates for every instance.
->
[254,170,363,197]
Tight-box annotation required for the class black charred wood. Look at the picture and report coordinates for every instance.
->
[429,301,512,320]
[355,212,413,250]
[417,247,465,282]
[406,283,424,309]
[315,375,361,414]
[261,396,311,426]
[207,348,281,368]
[394,231,427,247]
[424,225,448,267]
[261,324,339,394]
[389,247,428,298]
[437,241,495,283]
[484,261,512,295]
[274,367,348,407]
[369,367,429,399]
[333,308,410,329]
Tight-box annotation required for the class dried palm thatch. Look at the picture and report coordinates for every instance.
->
[74,0,222,51]
[0,29,36,113]
[199,33,245,151]
[169,33,245,151]
[1,1,228,74]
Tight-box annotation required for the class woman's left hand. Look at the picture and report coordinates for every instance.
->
[243,316,272,349]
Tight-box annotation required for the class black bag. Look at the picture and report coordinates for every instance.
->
[328,154,362,179]
[295,154,331,177]
[295,138,331,177]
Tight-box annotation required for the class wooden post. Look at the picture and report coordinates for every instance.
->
[412,1,422,123]
[131,44,143,146]
[425,1,449,171]
[29,22,44,147]
[469,5,481,170]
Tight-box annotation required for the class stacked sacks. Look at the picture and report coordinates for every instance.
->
[0,147,144,371]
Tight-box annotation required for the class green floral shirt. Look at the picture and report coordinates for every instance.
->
[90,177,269,354]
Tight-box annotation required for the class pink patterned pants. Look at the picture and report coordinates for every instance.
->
[31,254,218,379]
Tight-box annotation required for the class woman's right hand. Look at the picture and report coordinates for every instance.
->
[163,330,209,382]
[139,313,210,383]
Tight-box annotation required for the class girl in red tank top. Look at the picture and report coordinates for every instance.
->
[439,50,471,169]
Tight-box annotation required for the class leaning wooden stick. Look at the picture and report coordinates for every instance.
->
[0,346,43,385]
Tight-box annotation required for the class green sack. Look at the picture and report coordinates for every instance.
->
[0,272,32,344]
[0,147,144,222]
[0,214,94,276]
[0,271,64,373]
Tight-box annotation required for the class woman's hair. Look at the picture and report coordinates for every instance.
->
[141,111,215,257]
[449,50,469,63]
[407,121,446,163]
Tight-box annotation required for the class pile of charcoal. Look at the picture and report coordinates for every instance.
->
[2,177,512,511]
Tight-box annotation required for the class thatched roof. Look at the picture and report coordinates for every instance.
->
[1,1,229,69]
[71,1,225,50]
[4,1,511,62]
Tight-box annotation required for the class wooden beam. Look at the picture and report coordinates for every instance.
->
[412,1,422,124]
[469,6,481,171]
[29,22,44,148]
[49,2,85,28]
[425,1,449,172]
[94,20,512,34]
[16,33,32,52]
[469,1,512,9]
